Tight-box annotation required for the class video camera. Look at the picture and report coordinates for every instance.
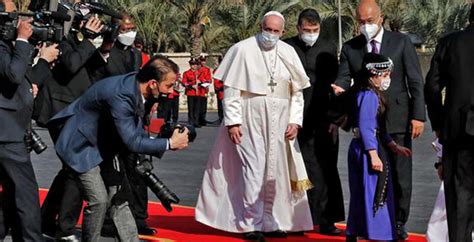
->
[70,0,121,39]
[0,4,71,44]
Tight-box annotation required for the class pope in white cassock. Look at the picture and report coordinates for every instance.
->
[195,11,314,240]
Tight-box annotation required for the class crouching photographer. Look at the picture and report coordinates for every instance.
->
[35,4,123,239]
[48,55,189,242]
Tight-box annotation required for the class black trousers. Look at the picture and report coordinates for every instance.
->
[187,96,200,126]
[171,96,179,123]
[217,99,223,123]
[122,153,149,228]
[41,127,83,237]
[388,133,413,224]
[198,96,208,124]
[157,99,173,123]
[443,138,474,242]
[298,124,345,225]
[0,142,43,241]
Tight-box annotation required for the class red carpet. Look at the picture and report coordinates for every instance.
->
[37,189,426,242]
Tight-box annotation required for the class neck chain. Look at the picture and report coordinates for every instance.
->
[260,45,278,92]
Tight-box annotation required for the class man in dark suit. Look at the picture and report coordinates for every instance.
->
[91,14,142,81]
[284,8,344,235]
[425,5,474,242]
[36,16,110,240]
[48,56,189,241]
[0,5,43,240]
[332,0,425,239]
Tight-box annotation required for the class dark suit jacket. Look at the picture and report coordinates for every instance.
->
[335,30,426,134]
[285,36,339,140]
[425,25,474,143]
[33,34,105,126]
[0,40,34,142]
[49,73,168,173]
[89,42,142,82]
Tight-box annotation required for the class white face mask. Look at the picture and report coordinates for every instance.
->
[117,31,137,46]
[300,32,319,46]
[380,78,391,91]
[360,23,380,40]
[259,31,280,49]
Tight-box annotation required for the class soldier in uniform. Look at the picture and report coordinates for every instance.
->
[182,59,202,127]
[197,56,212,126]
[213,57,224,123]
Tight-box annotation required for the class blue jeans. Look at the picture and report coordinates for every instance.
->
[77,166,108,242]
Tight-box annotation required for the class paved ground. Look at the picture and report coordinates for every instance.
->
[5,111,440,240]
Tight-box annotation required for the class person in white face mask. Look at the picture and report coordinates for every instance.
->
[196,10,314,241]
[284,8,345,236]
[331,0,426,240]
[92,14,143,81]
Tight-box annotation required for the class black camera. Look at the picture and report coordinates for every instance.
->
[72,1,120,39]
[135,158,179,212]
[25,129,48,154]
[158,123,197,142]
[0,7,70,44]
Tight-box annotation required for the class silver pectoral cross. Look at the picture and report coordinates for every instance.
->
[268,77,277,93]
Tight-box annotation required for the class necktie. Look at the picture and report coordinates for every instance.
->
[370,40,379,54]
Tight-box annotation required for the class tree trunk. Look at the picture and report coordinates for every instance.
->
[190,23,204,58]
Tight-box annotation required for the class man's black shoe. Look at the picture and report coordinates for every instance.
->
[319,224,342,236]
[288,231,305,236]
[396,222,408,240]
[243,232,265,241]
[138,226,157,235]
[263,229,287,238]
[345,235,357,242]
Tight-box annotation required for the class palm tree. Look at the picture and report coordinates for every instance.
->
[403,0,470,47]
[212,0,300,50]
[164,0,243,58]
[130,1,187,53]
[312,0,359,43]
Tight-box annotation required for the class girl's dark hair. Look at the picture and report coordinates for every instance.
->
[136,55,179,83]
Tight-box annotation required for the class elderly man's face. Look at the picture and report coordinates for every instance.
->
[356,3,382,26]
[261,15,284,36]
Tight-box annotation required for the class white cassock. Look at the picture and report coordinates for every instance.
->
[195,36,313,233]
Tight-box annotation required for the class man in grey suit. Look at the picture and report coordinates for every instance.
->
[332,0,425,239]
[49,56,189,241]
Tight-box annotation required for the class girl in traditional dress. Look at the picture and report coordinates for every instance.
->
[345,53,412,241]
